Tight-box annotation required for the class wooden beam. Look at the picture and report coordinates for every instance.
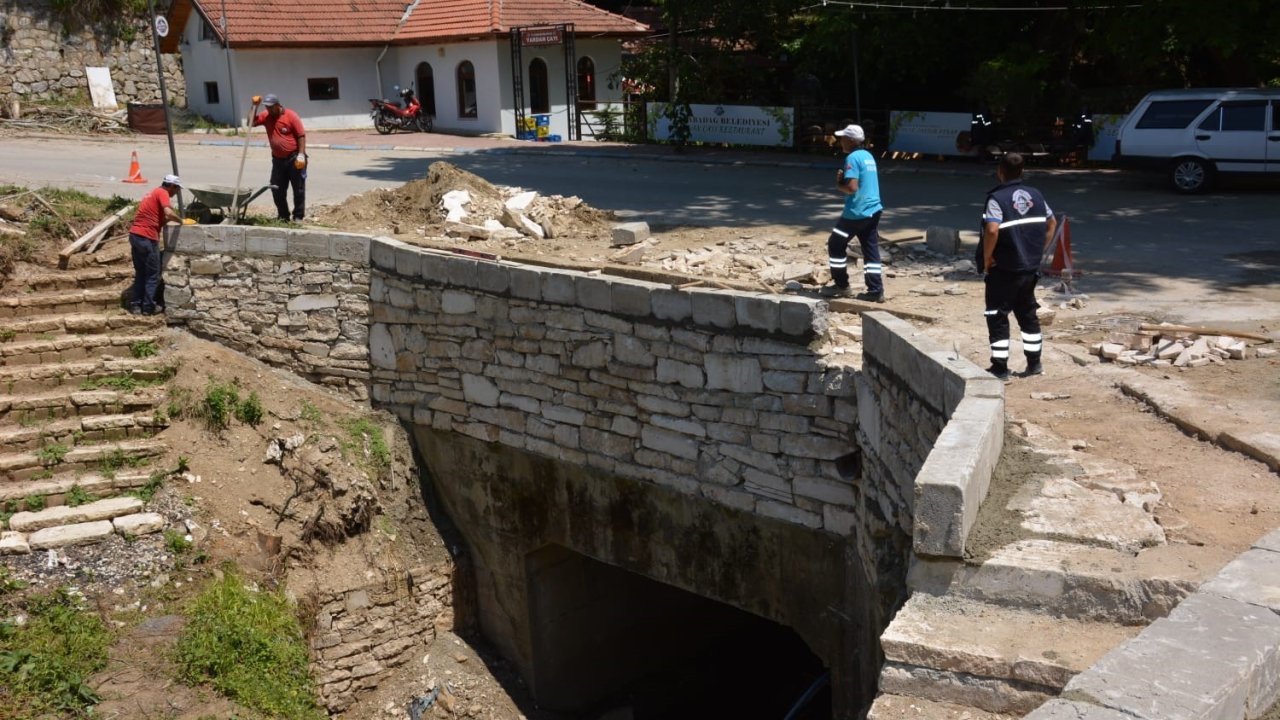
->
[59,203,134,262]
[1139,323,1272,343]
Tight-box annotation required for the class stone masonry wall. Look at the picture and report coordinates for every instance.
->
[309,563,455,713]
[164,226,373,400]
[367,237,864,534]
[1,1,185,114]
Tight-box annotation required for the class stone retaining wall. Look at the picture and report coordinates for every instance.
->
[164,226,373,400]
[308,563,455,713]
[1,1,185,113]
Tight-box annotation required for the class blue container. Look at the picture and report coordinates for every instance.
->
[534,114,550,127]
[548,134,562,142]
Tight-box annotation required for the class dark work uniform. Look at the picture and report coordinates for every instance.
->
[980,179,1053,373]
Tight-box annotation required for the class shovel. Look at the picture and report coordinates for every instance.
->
[227,98,261,224]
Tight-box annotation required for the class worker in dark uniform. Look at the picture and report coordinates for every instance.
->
[979,152,1057,380]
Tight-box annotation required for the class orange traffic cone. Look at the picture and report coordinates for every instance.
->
[122,150,147,184]
[1050,217,1080,277]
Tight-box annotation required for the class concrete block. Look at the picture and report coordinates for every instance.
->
[369,237,404,271]
[779,297,824,338]
[689,291,736,329]
[651,289,692,322]
[445,256,479,287]
[541,271,577,304]
[735,294,780,333]
[113,512,166,537]
[472,262,510,294]
[202,225,247,254]
[913,395,1004,557]
[574,276,612,311]
[1064,591,1280,720]
[1254,528,1280,553]
[507,266,542,301]
[287,294,339,311]
[392,244,423,278]
[0,531,30,555]
[1199,548,1280,613]
[285,231,330,259]
[611,281,652,317]
[246,233,288,256]
[926,226,961,255]
[329,234,370,264]
[611,221,650,246]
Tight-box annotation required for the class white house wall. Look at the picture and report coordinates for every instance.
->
[177,14,237,125]
[494,37,626,139]
[387,41,505,136]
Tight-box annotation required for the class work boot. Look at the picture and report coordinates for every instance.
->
[986,364,1010,381]
[819,284,850,298]
[855,291,885,303]
[1021,360,1044,377]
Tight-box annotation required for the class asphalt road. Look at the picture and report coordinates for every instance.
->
[2,133,1277,325]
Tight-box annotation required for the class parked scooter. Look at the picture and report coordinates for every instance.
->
[368,86,432,134]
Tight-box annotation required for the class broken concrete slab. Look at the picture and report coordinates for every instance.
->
[758,262,816,284]
[113,512,166,538]
[0,530,29,555]
[1015,478,1165,552]
[504,190,537,212]
[1024,699,1141,720]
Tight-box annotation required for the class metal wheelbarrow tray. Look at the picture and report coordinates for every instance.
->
[185,183,276,223]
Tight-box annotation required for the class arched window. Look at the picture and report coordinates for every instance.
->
[415,61,437,117]
[457,61,477,118]
[529,58,549,115]
[577,56,596,109]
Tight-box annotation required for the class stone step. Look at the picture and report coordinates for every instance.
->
[0,332,160,367]
[64,242,130,270]
[878,593,1141,715]
[8,495,143,532]
[0,438,167,480]
[0,470,154,504]
[0,385,165,423]
[0,411,168,451]
[910,539,1233,625]
[0,311,162,341]
[22,266,132,292]
[867,694,1019,719]
[1,511,166,554]
[0,355,174,393]
[0,287,124,319]
[27,520,115,550]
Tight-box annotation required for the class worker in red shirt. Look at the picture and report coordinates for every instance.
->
[251,93,308,222]
[128,174,184,315]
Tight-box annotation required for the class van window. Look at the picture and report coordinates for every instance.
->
[1220,101,1265,131]
[1135,99,1213,129]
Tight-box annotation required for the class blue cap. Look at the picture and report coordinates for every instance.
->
[262,94,279,106]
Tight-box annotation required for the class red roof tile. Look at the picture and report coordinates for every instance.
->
[163,0,646,51]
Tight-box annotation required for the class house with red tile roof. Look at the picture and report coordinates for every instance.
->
[161,0,647,137]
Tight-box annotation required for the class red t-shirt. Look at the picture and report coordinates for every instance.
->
[128,187,171,242]
[254,108,306,158]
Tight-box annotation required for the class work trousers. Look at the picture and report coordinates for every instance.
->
[270,154,306,221]
[826,211,883,293]
[984,268,1041,370]
[129,233,161,312]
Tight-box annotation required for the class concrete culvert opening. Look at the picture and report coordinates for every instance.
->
[528,545,831,719]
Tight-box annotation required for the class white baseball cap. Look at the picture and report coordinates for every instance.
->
[834,124,865,141]
[162,174,183,187]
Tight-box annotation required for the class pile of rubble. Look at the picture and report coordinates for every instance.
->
[1091,324,1276,368]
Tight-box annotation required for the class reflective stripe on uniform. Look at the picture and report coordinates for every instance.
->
[832,228,850,238]
[984,309,999,316]
[990,339,1010,359]
[829,258,847,267]
[998,217,1047,229]
[864,263,881,275]
[1022,331,1042,353]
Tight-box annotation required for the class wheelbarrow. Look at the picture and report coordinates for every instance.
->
[184,183,276,224]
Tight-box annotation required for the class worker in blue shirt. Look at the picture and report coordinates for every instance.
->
[820,124,885,302]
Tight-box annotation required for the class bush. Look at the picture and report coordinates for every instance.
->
[235,392,264,427]
[0,587,112,717]
[176,571,324,720]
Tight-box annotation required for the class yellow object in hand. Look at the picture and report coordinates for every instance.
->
[294,154,307,170]
[182,218,197,225]
[252,95,262,105]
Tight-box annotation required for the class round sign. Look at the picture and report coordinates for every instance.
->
[154,16,169,38]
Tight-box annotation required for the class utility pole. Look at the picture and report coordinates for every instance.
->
[851,26,861,124]
[147,0,181,211]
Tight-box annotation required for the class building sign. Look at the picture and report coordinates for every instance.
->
[888,111,972,156]
[647,103,793,148]
[520,26,563,46]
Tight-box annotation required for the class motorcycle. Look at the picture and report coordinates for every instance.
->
[368,87,432,134]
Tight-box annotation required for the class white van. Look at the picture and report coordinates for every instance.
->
[1113,88,1280,193]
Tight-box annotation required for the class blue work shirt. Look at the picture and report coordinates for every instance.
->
[842,148,882,219]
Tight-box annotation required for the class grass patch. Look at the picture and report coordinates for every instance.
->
[78,366,177,393]
[0,329,14,342]
[340,417,391,477]
[189,379,264,433]
[299,400,323,429]
[176,571,324,720]
[64,485,93,507]
[24,495,46,512]
[0,587,113,718]
[35,443,69,467]
[164,529,192,555]
[129,340,159,359]
[234,391,263,426]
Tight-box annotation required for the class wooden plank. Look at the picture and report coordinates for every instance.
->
[827,298,937,323]
[58,203,134,261]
